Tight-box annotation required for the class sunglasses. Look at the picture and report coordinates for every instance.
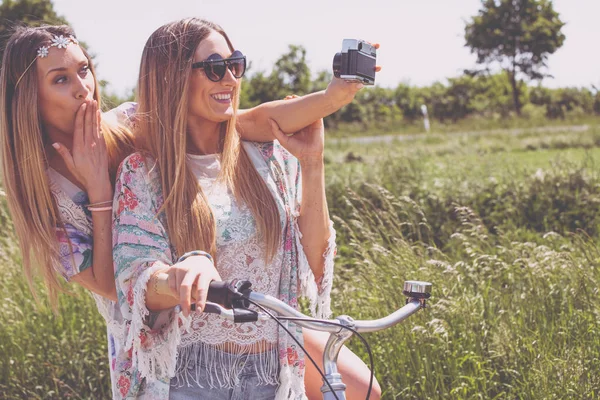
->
[192,50,247,82]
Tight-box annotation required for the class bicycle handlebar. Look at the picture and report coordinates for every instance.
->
[158,276,432,400]
[201,279,431,334]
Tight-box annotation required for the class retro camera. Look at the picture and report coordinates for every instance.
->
[332,39,377,85]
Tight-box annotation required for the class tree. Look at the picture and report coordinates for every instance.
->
[394,83,421,121]
[240,45,312,108]
[465,0,565,115]
[240,70,284,108]
[0,0,68,63]
[273,44,311,95]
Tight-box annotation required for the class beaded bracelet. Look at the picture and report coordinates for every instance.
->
[177,250,213,264]
[88,206,113,212]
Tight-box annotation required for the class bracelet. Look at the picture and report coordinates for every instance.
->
[86,200,112,207]
[85,201,112,208]
[152,272,161,295]
[88,206,113,212]
[177,250,213,264]
[152,271,171,296]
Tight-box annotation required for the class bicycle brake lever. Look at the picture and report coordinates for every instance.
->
[203,302,224,315]
[232,308,259,323]
[201,301,259,323]
[207,280,253,309]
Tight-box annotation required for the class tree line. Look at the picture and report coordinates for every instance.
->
[2,0,598,131]
[239,44,600,129]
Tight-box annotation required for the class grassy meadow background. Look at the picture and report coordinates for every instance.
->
[2,120,600,399]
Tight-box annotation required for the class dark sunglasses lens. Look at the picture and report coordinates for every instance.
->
[206,62,226,82]
[229,59,246,78]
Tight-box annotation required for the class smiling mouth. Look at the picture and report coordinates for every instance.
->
[211,92,232,102]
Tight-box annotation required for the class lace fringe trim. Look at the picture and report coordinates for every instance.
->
[90,293,125,343]
[276,364,308,400]
[126,262,188,381]
[294,217,336,319]
[172,341,280,389]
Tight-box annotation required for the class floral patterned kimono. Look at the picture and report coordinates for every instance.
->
[111,140,336,399]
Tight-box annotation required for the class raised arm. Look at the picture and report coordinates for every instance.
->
[237,44,381,138]
[268,119,335,318]
[236,76,372,141]
[52,100,117,300]
[270,119,329,276]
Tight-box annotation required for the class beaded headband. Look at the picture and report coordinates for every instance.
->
[37,35,79,58]
[15,34,80,88]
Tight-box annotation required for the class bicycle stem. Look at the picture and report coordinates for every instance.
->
[321,315,354,400]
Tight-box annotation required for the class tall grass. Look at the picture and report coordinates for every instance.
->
[327,124,600,398]
[2,125,600,398]
[331,185,600,398]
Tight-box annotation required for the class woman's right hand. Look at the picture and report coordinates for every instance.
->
[52,100,111,201]
[163,256,222,317]
[324,42,382,108]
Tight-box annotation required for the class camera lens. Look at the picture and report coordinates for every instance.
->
[332,52,342,78]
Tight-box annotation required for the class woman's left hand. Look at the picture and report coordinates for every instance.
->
[269,118,324,165]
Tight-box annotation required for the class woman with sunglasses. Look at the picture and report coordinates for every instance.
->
[111,18,381,400]
[1,24,379,400]
[107,54,381,400]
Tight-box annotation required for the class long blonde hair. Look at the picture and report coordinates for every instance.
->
[136,18,281,262]
[0,25,134,307]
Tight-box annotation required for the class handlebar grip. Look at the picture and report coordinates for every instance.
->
[153,275,253,309]
[206,281,230,307]
[207,280,253,308]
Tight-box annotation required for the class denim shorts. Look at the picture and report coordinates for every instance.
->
[168,347,279,400]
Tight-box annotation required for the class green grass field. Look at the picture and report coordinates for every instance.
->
[325,124,600,399]
[2,123,600,399]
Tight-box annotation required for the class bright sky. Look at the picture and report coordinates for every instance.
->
[51,0,600,97]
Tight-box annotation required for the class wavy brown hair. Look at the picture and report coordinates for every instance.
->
[0,25,134,306]
[136,18,281,261]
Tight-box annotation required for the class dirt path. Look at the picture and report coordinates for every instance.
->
[329,124,590,145]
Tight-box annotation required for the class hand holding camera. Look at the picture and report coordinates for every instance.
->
[325,39,381,108]
[333,39,379,85]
